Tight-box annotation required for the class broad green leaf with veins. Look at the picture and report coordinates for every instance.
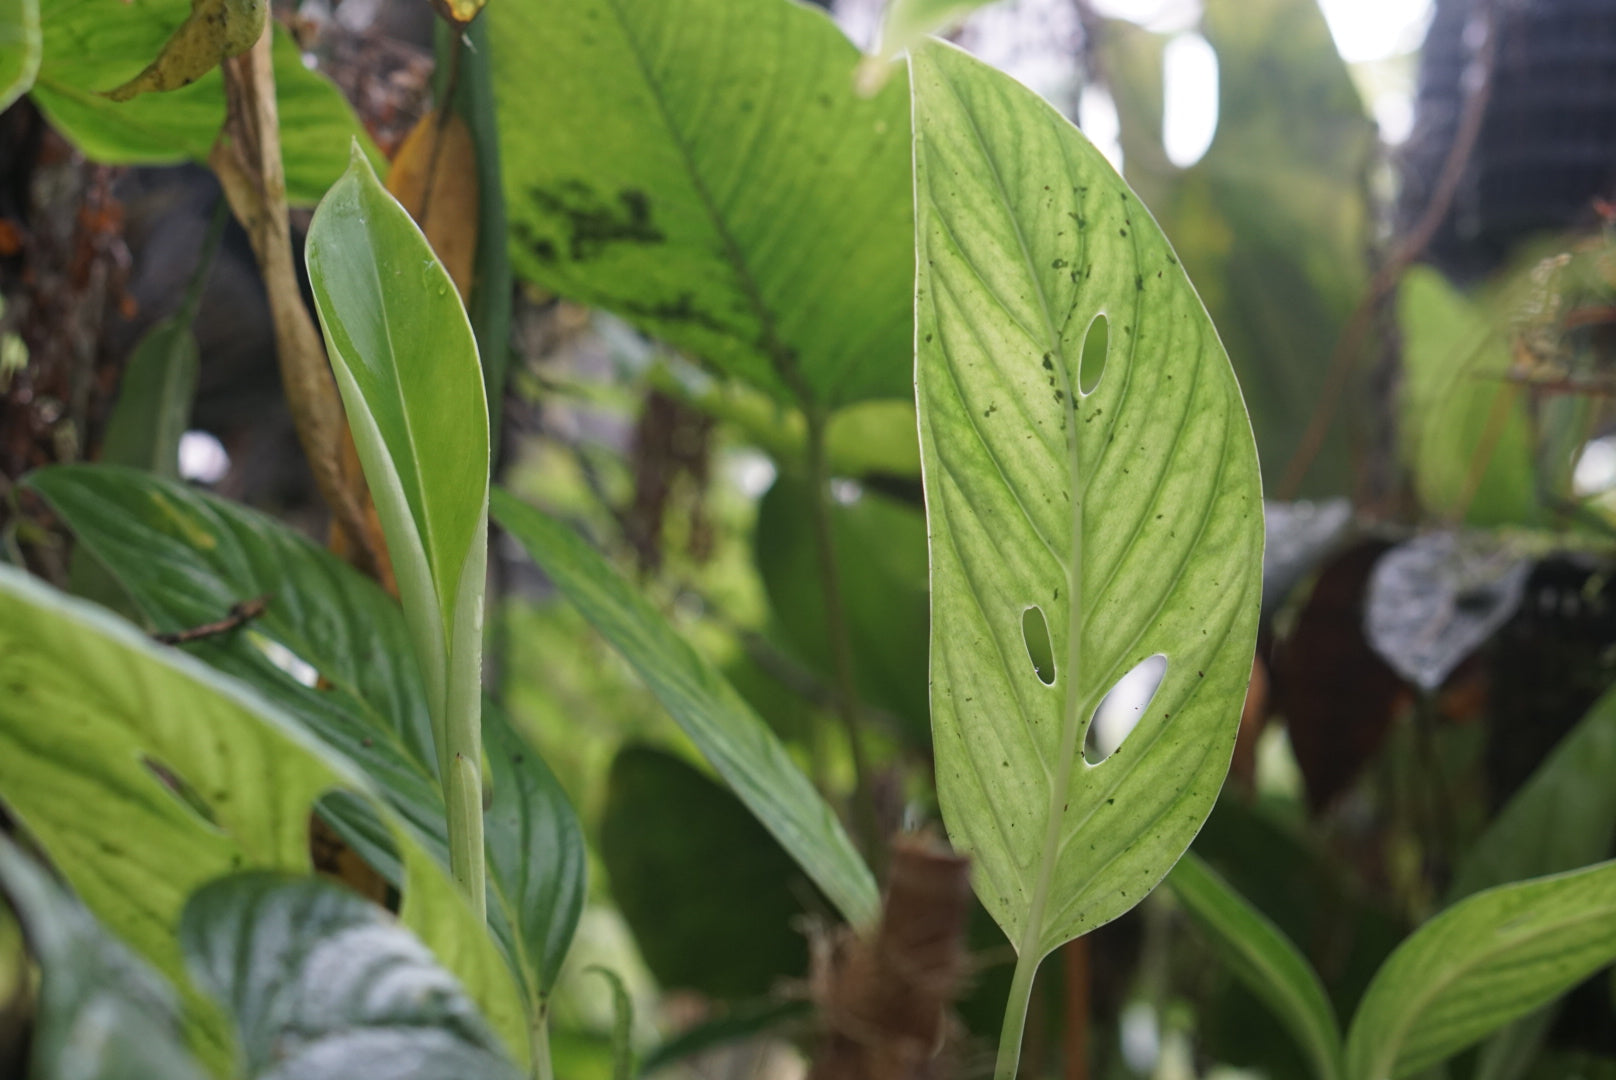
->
[0,0,40,112]
[0,567,528,1069]
[490,0,913,408]
[910,39,1262,1066]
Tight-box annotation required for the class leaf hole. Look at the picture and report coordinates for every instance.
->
[1084,654,1167,764]
[1079,313,1109,396]
[1022,606,1056,686]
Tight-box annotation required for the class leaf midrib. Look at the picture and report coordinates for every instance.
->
[597,0,803,400]
[928,55,1081,964]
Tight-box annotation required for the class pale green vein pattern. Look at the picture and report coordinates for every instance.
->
[0,567,528,1068]
[1345,860,1616,1080]
[912,40,1262,966]
[491,0,913,407]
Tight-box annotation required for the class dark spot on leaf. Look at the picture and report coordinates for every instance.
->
[1052,258,1067,269]
[526,181,664,260]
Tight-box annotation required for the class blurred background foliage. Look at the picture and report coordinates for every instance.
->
[6,0,1616,1076]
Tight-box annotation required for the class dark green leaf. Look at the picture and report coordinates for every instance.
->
[755,476,930,743]
[180,872,521,1080]
[0,836,207,1080]
[1168,854,1343,1080]
[491,0,913,407]
[492,490,879,927]
[600,746,815,999]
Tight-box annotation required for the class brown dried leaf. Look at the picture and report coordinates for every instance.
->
[386,109,479,303]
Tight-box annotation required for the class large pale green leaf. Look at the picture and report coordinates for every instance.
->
[0,836,208,1080]
[307,147,489,788]
[0,567,528,1066]
[491,489,880,928]
[0,0,39,112]
[180,873,521,1080]
[1344,860,1616,1080]
[912,34,1262,960]
[1103,0,1374,496]
[30,4,378,205]
[491,0,913,407]
[26,466,585,1004]
[1168,853,1342,1080]
[1398,266,1538,525]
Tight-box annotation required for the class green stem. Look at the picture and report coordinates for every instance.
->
[533,1002,556,1080]
[442,515,490,922]
[803,403,884,874]
[996,947,1041,1080]
[447,750,487,922]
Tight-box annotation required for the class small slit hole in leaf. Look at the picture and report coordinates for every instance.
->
[1084,654,1167,764]
[1079,313,1108,396]
[141,756,219,828]
[1022,606,1056,685]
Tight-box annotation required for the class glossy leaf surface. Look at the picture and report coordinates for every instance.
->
[307,147,489,781]
[492,489,880,927]
[1344,860,1616,1080]
[1169,853,1342,1080]
[0,836,208,1080]
[0,567,527,1065]
[180,873,521,1080]
[491,0,913,407]
[913,38,1262,962]
[29,7,376,205]
[27,466,585,1002]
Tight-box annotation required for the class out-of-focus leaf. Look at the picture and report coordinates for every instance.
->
[600,746,815,1000]
[492,490,880,928]
[181,873,521,1080]
[434,13,512,437]
[1261,499,1352,619]
[1364,531,1530,693]
[0,836,208,1080]
[1168,854,1343,1080]
[97,319,199,478]
[1343,860,1616,1080]
[0,567,528,1068]
[0,0,40,112]
[639,999,809,1077]
[30,12,379,205]
[1452,682,1616,900]
[1271,540,1410,810]
[491,0,913,408]
[755,475,929,743]
[387,108,480,302]
[912,32,1262,969]
[587,967,635,1080]
[103,0,265,103]
[1399,267,1539,525]
[307,147,489,804]
[1102,0,1375,496]
[28,467,584,1007]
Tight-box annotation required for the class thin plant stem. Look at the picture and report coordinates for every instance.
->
[447,750,487,922]
[996,947,1041,1080]
[803,402,884,874]
[533,1002,556,1080]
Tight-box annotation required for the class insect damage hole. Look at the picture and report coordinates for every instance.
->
[1084,654,1167,764]
[1022,606,1056,686]
[1079,313,1109,396]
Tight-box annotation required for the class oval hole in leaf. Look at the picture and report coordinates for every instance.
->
[1079,313,1109,396]
[1022,606,1056,686]
[1084,654,1167,764]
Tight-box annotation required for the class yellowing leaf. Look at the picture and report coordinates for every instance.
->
[105,0,266,103]
[388,109,481,303]
[431,0,487,27]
